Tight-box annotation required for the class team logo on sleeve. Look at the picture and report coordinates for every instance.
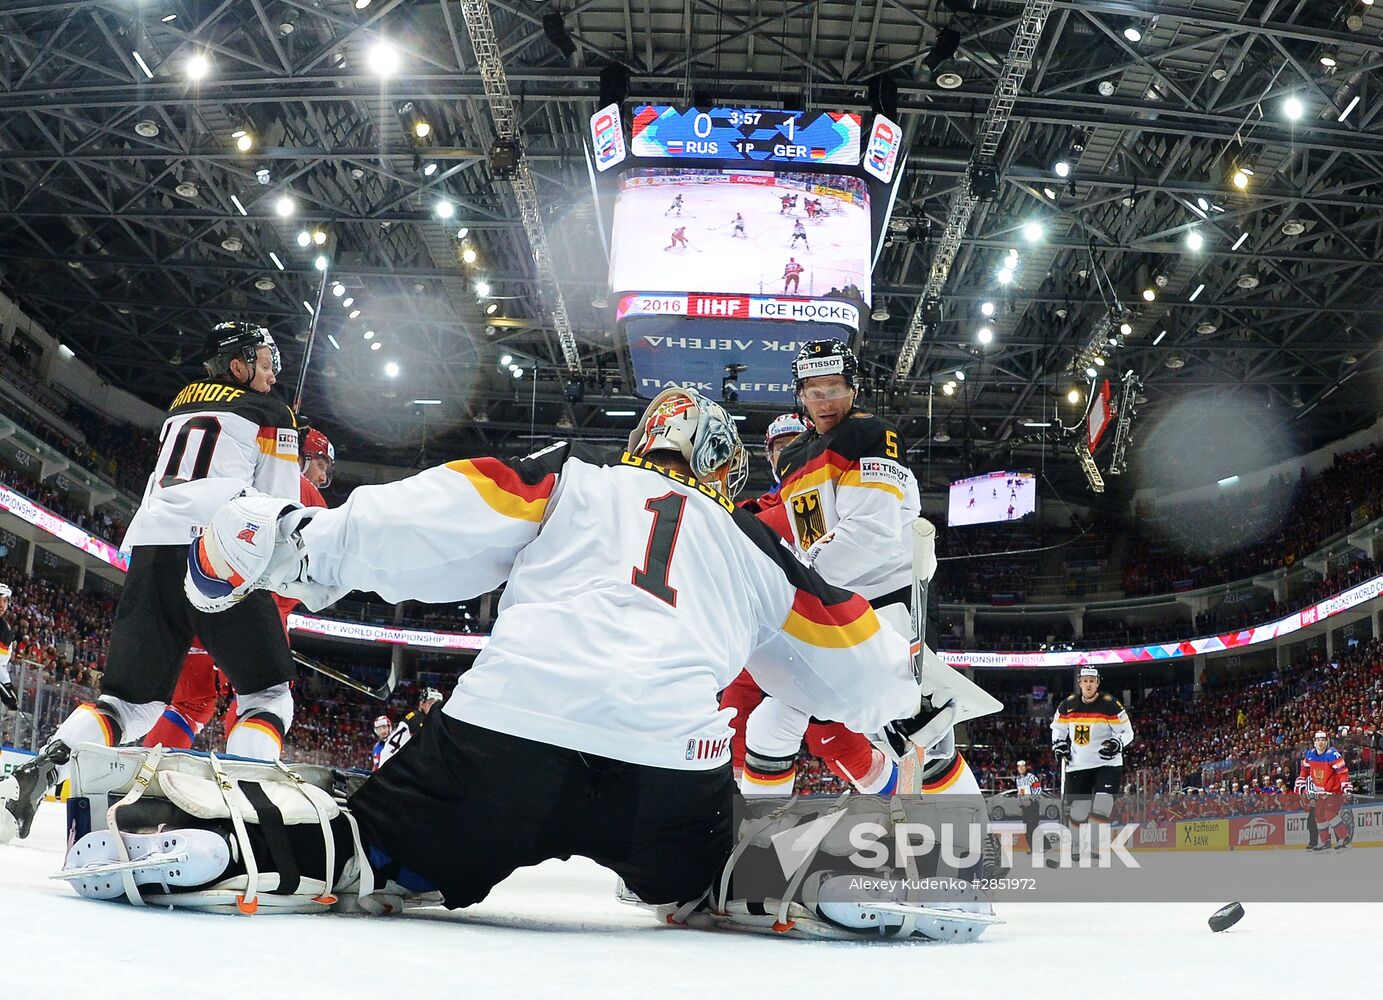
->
[790,489,827,548]
[236,523,260,544]
[1073,724,1091,746]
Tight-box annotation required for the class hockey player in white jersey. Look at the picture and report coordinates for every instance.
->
[0,322,303,845]
[52,387,988,939]
[734,340,993,800]
[1051,667,1135,858]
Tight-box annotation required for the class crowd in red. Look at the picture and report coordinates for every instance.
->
[0,565,113,693]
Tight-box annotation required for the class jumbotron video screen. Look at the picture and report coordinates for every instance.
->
[948,471,1037,527]
[608,167,872,303]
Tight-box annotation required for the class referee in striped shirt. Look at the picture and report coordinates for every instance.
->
[1015,759,1042,847]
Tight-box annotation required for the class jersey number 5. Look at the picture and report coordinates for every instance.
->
[884,430,900,459]
[632,492,686,606]
[158,416,223,487]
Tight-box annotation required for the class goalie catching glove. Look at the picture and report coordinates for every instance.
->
[185,490,315,613]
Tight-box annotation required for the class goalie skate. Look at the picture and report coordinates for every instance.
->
[56,829,232,901]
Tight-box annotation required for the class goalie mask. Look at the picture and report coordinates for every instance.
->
[628,387,748,497]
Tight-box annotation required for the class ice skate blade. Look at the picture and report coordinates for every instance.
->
[56,830,230,901]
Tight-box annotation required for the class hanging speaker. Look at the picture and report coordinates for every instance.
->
[868,74,899,120]
[599,62,630,109]
[542,13,577,58]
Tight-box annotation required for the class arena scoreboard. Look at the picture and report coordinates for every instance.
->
[630,106,861,165]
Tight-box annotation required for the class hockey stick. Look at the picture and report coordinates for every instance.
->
[292,651,395,701]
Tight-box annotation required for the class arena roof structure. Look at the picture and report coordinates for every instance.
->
[1,0,1381,490]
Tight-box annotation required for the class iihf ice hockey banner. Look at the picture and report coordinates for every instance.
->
[625,320,840,403]
[0,483,131,572]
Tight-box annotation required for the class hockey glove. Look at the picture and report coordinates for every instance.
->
[1098,737,1123,760]
[1294,778,1308,794]
[1051,737,1072,763]
[0,680,17,710]
[879,693,954,763]
[185,490,311,613]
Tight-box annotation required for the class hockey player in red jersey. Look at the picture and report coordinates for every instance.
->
[664,226,689,251]
[1297,730,1354,850]
[782,257,804,294]
[141,429,334,751]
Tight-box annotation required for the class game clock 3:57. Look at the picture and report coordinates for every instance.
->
[631,106,861,165]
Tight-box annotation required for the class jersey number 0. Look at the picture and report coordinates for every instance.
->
[632,492,686,606]
[158,415,223,488]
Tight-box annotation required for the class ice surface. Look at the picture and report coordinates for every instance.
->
[4,805,1379,1000]
[610,177,872,301]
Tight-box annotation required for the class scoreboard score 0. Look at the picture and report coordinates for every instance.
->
[631,106,861,166]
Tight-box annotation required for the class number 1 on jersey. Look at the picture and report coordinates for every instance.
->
[632,492,686,606]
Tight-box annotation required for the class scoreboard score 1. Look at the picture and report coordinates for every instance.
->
[631,106,861,165]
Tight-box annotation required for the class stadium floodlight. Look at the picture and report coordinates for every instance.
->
[349,309,361,319]
[314,255,328,271]
[423,162,438,177]
[435,200,455,219]
[313,230,327,245]
[941,382,956,396]
[236,133,253,152]
[977,326,994,345]
[1186,230,1204,251]
[385,361,400,378]
[370,341,382,351]
[186,53,210,80]
[1054,160,1070,178]
[367,40,400,77]
[1123,25,1142,43]
[296,230,311,247]
[997,267,1014,285]
[414,120,432,139]
[980,301,995,317]
[342,297,354,308]
[500,354,513,366]
[1232,168,1249,190]
[331,283,345,297]
[1022,221,1044,243]
[456,227,470,240]
[275,196,296,218]
[461,246,478,265]
[364,330,376,340]
[475,281,492,298]
[1120,321,1133,336]
[1068,388,1081,404]
[1284,95,1304,121]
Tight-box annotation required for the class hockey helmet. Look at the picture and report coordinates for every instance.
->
[421,687,444,704]
[373,715,392,734]
[764,412,807,450]
[301,427,336,487]
[204,321,281,381]
[0,583,10,599]
[791,339,859,391]
[628,387,748,497]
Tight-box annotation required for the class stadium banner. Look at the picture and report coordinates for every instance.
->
[589,103,627,172]
[862,113,902,184]
[617,293,859,330]
[941,571,1383,670]
[1129,821,1174,850]
[0,483,131,572]
[285,613,488,651]
[1348,803,1383,844]
[2,745,36,778]
[1284,810,1312,847]
[1229,814,1286,850]
[1176,819,1229,851]
[626,319,838,403]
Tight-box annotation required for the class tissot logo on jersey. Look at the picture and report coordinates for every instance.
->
[858,458,907,486]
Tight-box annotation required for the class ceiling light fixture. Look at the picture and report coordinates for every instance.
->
[269,252,285,270]
[1283,95,1304,121]
[230,195,247,216]
[367,40,400,77]
[132,52,155,79]
[1231,232,1249,251]
[1186,230,1204,251]
[977,327,993,345]
[1189,283,1205,301]
[1122,25,1142,43]
[1340,95,1361,122]
[435,200,455,219]
[275,195,296,218]
[1054,160,1070,178]
[980,301,995,317]
[185,53,210,81]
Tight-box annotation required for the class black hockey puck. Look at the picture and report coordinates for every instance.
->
[1208,902,1245,933]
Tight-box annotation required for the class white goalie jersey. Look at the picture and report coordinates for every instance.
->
[267,444,922,771]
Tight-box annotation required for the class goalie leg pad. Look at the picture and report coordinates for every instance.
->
[61,745,380,914]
